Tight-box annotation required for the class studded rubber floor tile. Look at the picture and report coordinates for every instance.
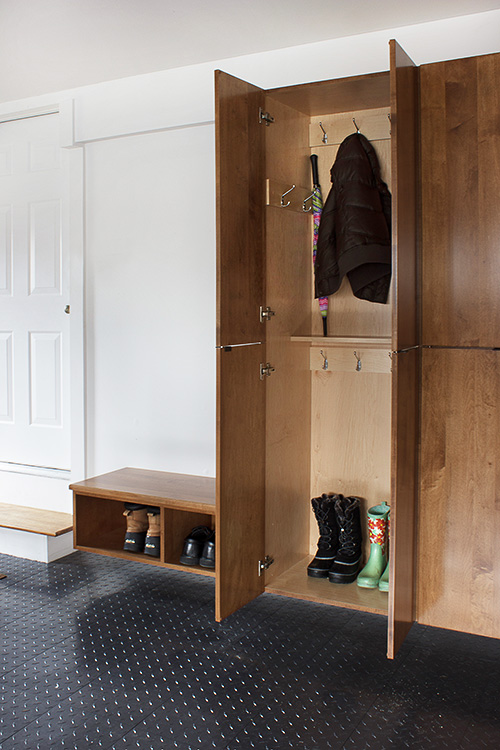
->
[2,550,500,750]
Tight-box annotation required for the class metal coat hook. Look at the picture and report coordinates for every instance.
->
[388,113,392,135]
[281,184,296,207]
[354,351,362,371]
[320,350,328,371]
[353,118,360,133]
[302,192,314,212]
[319,122,328,144]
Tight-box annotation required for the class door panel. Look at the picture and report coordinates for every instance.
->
[420,53,500,348]
[215,71,266,347]
[389,39,418,351]
[418,348,500,638]
[0,113,71,469]
[387,40,419,658]
[388,347,418,658]
[215,71,266,619]
[216,344,265,620]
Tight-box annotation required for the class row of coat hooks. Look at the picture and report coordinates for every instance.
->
[266,178,315,213]
[280,184,314,212]
[318,112,391,146]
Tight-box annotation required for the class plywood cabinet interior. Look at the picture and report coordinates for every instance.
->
[215,40,418,658]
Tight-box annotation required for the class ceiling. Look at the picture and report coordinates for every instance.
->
[1,0,499,102]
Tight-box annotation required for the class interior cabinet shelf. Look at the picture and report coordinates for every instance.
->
[291,335,392,348]
[265,558,388,616]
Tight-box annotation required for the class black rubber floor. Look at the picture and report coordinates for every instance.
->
[1,551,500,749]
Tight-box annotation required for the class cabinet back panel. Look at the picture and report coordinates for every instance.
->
[309,370,392,559]
[310,129,392,339]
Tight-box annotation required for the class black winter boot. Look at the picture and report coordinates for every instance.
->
[307,493,342,578]
[328,496,363,584]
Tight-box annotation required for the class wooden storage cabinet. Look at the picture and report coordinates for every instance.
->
[216,41,418,657]
[70,46,500,659]
[71,468,216,577]
[417,52,500,639]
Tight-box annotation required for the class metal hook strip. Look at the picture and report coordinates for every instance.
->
[302,192,314,212]
[281,184,296,207]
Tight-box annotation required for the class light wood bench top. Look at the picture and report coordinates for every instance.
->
[0,503,73,537]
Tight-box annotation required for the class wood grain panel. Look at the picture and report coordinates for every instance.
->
[389,39,418,351]
[215,71,266,346]
[70,467,216,513]
[309,346,391,374]
[420,52,500,347]
[0,502,72,536]
[216,343,266,620]
[310,107,391,147]
[310,137,392,339]
[387,40,419,658]
[388,347,418,658]
[269,71,390,116]
[263,95,312,583]
[310,369,392,563]
[266,557,388,616]
[418,349,500,638]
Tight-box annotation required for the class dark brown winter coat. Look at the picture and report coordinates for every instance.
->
[314,132,392,305]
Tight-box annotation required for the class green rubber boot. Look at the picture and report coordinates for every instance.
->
[378,515,390,592]
[356,501,390,589]
[378,562,390,592]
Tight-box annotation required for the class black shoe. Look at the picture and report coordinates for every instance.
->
[199,532,215,568]
[307,493,342,578]
[328,496,362,584]
[180,526,213,566]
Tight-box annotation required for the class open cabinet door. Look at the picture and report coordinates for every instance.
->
[387,41,419,658]
[215,71,267,620]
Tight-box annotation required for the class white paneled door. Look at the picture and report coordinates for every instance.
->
[0,113,71,470]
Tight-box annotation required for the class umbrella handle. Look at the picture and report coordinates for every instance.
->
[310,154,319,187]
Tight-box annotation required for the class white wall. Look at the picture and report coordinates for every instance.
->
[0,11,499,508]
[84,125,216,477]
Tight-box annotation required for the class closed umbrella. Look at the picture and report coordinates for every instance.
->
[310,154,328,336]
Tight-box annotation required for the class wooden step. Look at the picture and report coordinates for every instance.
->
[0,502,73,537]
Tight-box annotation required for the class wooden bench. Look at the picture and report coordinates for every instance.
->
[0,502,74,562]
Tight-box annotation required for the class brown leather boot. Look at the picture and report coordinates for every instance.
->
[123,504,148,553]
[144,508,161,557]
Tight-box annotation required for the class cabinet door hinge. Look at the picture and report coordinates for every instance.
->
[258,555,274,575]
[260,305,276,323]
[259,107,275,126]
[260,362,275,380]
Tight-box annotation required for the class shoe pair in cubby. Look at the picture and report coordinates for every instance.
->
[180,525,215,569]
[123,503,161,557]
[307,494,390,591]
